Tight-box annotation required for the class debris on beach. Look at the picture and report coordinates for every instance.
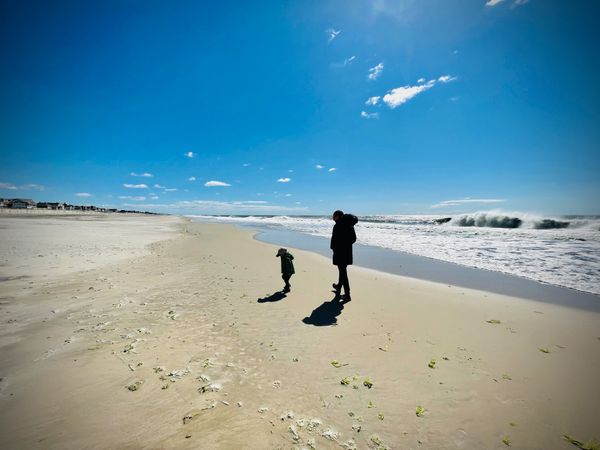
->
[182,410,201,424]
[378,345,388,352]
[351,423,361,433]
[342,438,357,450]
[370,434,390,450]
[502,374,512,380]
[272,380,281,388]
[126,381,143,391]
[378,413,384,420]
[257,407,269,414]
[428,359,436,369]
[199,383,222,393]
[153,366,165,373]
[237,401,243,407]
[502,437,511,446]
[363,377,373,388]
[197,374,210,382]
[123,343,135,354]
[330,360,342,368]
[341,376,351,385]
[322,428,339,441]
[486,319,502,324]
[539,347,550,354]
[562,434,600,450]
[280,411,295,421]
[416,405,426,417]
[368,401,375,408]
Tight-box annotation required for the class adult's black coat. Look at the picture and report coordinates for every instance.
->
[330,214,358,266]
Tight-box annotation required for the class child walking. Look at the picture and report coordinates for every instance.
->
[276,248,295,293]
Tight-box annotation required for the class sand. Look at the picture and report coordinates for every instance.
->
[0,216,598,449]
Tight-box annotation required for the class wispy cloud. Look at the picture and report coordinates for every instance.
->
[123,200,308,213]
[204,180,231,187]
[417,77,426,83]
[1,182,46,191]
[149,195,159,200]
[123,183,148,189]
[154,184,165,189]
[360,111,379,119]
[344,56,356,65]
[365,96,380,106]
[184,151,196,158]
[431,198,506,208]
[75,192,92,197]
[119,195,146,201]
[188,176,196,181]
[328,168,337,172]
[382,75,456,109]
[130,172,153,177]
[438,75,457,83]
[242,163,250,167]
[368,62,384,81]
[511,0,529,7]
[326,28,341,43]
[485,0,504,6]
[315,165,324,170]
[277,178,291,183]
[164,188,178,192]
[0,182,17,190]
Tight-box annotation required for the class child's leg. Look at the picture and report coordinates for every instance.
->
[282,274,291,291]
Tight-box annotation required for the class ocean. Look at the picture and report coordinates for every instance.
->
[189,211,600,296]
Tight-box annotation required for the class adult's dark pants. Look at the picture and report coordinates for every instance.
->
[337,265,350,295]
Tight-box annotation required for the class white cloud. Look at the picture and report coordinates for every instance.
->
[438,75,457,83]
[75,192,92,197]
[122,200,307,213]
[0,182,17,190]
[204,180,231,187]
[150,195,159,200]
[431,198,506,208]
[242,163,250,167]
[365,96,380,106]
[154,184,165,189]
[485,0,504,6]
[184,151,196,158]
[130,172,153,177]
[511,0,529,7]
[119,196,146,201]
[360,111,379,119]
[123,184,148,189]
[21,184,45,191]
[315,165,324,169]
[326,28,341,43]
[277,178,291,183]
[417,77,426,84]
[288,169,294,173]
[164,188,178,192]
[188,176,196,181]
[368,62,384,81]
[382,80,435,108]
[328,168,337,172]
[344,56,356,65]
[285,193,292,197]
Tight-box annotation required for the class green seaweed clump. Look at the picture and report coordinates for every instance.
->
[377,413,384,420]
[563,434,600,450]
[126,381,142,391]
[363,377,373,389]
[539,348,550,354]
[486,319,502,324]
[415,406,426,417]
[331,360,342,368]
[502,437,511,446]
[340,376,351,385]
[502,374,512,380]
[428,359,436,369]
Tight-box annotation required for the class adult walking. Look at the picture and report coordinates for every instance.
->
[330,210,358,301]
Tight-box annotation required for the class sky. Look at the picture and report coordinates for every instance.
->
[1,0,599,216]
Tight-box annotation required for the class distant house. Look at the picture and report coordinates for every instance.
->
[107,208,118,213]
[0,198,8,208]
[11,199,35,209]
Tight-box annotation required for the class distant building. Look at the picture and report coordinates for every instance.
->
[11,199,35,209]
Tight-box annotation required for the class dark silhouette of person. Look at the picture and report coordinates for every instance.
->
[330,210,358,301]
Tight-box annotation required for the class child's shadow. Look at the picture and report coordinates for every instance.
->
[257,291,287,303]
[302,296,349,326]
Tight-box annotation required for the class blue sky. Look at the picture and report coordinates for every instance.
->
[1,0,599,215]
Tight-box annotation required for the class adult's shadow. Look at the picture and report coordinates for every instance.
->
[302,296,349,326]
[257,291,287,303]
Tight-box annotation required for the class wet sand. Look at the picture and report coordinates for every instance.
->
[0,217,598,449]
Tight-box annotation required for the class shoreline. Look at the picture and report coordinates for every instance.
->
[235,223,600,311]
[1,217,598,449]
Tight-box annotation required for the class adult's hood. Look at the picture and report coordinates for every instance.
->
[341,214,358,226]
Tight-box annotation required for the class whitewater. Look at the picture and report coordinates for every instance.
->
[190,211,600,296]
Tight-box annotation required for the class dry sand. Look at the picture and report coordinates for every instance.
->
[0,216,598,449]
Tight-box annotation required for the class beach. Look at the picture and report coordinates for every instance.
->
[0,215,599,449]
